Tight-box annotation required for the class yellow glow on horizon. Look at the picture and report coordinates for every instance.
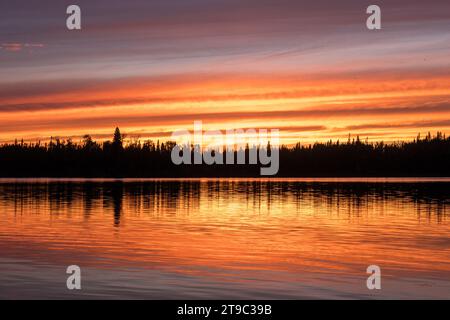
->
[1,73,449,144]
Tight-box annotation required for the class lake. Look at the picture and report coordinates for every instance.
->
[0,178,449,299]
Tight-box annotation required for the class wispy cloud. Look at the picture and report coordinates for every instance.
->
[335,119,450,131]
[0,43,44,52]
[1,0,449,143]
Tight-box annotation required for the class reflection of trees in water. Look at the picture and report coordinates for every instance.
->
[102,182,124,227]
[206,181,449,221]
[100,181,202,227]
[0,181,447,224]
[82,182,99,219]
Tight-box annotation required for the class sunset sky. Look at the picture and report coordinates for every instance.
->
[1,0,449,145]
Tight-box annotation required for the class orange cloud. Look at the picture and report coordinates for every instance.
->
[1,71,449,144]
[0,43,44,52]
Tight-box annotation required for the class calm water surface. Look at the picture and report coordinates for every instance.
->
[0,178,449,299]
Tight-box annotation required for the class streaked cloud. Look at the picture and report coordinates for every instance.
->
[336,119,450,131]
[0,43,44,52]
[0,0,449,144]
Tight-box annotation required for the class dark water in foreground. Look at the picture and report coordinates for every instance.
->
[0,178,449,299]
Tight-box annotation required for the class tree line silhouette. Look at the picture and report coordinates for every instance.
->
[0,128,449,177]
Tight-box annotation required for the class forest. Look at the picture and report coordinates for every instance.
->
[0,128,449,177]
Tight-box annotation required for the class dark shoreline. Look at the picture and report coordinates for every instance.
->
[2,131,449,178]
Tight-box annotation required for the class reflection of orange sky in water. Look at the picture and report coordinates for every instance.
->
[1,73,450,145]
[0,180,449,287]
